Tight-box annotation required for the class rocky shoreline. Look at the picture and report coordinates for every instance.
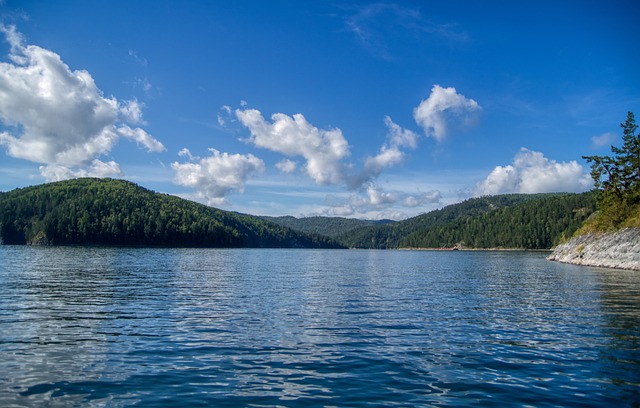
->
[547,228,640,271]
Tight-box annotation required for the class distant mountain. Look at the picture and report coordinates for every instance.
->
[0,178,343,248]
[261,215,395,239]
[337,193,596,249]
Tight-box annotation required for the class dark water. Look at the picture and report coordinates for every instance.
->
[1,247,639,407]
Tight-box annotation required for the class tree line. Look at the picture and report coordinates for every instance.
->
[262,215,394,239]
[0,178,342,248]
[0,179,599,250]
[335,193,596,249]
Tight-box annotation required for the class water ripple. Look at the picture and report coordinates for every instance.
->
[1,247,639,406]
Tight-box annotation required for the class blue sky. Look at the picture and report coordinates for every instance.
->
[1,1,639,219]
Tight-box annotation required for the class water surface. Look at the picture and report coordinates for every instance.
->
[1,247,639,406]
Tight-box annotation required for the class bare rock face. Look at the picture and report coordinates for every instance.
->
[548,228,640,271]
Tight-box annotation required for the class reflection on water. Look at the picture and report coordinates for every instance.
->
[0,247,639,406]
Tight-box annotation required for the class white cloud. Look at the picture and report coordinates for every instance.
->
[117,125,165,152]
[275,159,297,173]
[171,148,265,205]
[40,159,123,182]
[0,25,164,181]
[474,148,592,196]
[119,98,146,125]
[351,116,418,188]
[404,190,441,207]
[413,85,481,141]
[325,183,441,220]
[235,108,350,185]
[217,105,232,126]
[591,132,615,149]
[178,147,198,161]
[385,115,418,149]
[366,184,396,206]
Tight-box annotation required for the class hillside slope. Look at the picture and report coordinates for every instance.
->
[0,178,342,248]
[262,215,394,239]
[338,193,596,249]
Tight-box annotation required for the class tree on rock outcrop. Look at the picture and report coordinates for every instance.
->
[583,111,640,229]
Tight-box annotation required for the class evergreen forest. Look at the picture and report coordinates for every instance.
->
[261,216,394,239]
[0,178,342,248]
[334,193,596,249]
[0,178,597,250]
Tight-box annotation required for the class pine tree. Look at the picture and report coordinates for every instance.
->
[583,111,640,228]
[612,112,640,192]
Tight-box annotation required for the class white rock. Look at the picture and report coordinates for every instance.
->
[548,228,640,271]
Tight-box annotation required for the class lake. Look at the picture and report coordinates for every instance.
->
[0,246,639,407]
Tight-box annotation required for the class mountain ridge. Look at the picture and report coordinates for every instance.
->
[0,178,596,250]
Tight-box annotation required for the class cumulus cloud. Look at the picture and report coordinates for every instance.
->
[226,101,466,209]
[275,159,297,173]
[235,108,350,186]
[171,148,265,205]
[413,85,481,141]
[0,25,164,181]
[474,148,592,196]
[350,116,419,188]
[178,147,198,161]
[119,98,146,125]
[325,183,441,219]
[217,105,233,126]
[117,126,164,152]
[40,159,123,182]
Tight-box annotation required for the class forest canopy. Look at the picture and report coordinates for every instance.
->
[332,193,595,249]
[0,178,597,250]
[0,178,342,248]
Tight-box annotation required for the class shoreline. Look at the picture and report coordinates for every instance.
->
[398,247,551,252]
[547,228,640,271]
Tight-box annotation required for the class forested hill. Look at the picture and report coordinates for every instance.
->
[261,216,395,239]
[337,193,596,249]
[0,178,597,250]
[0,178,342,248]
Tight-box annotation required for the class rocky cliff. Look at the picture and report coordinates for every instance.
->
[548,228,640,271]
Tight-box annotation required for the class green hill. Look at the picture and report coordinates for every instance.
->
[337,193,596,249]
[0,178,343,248]
[261,215,395,239]
[0,178,597,250]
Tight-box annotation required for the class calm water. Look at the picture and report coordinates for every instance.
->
[0,247,639,407]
